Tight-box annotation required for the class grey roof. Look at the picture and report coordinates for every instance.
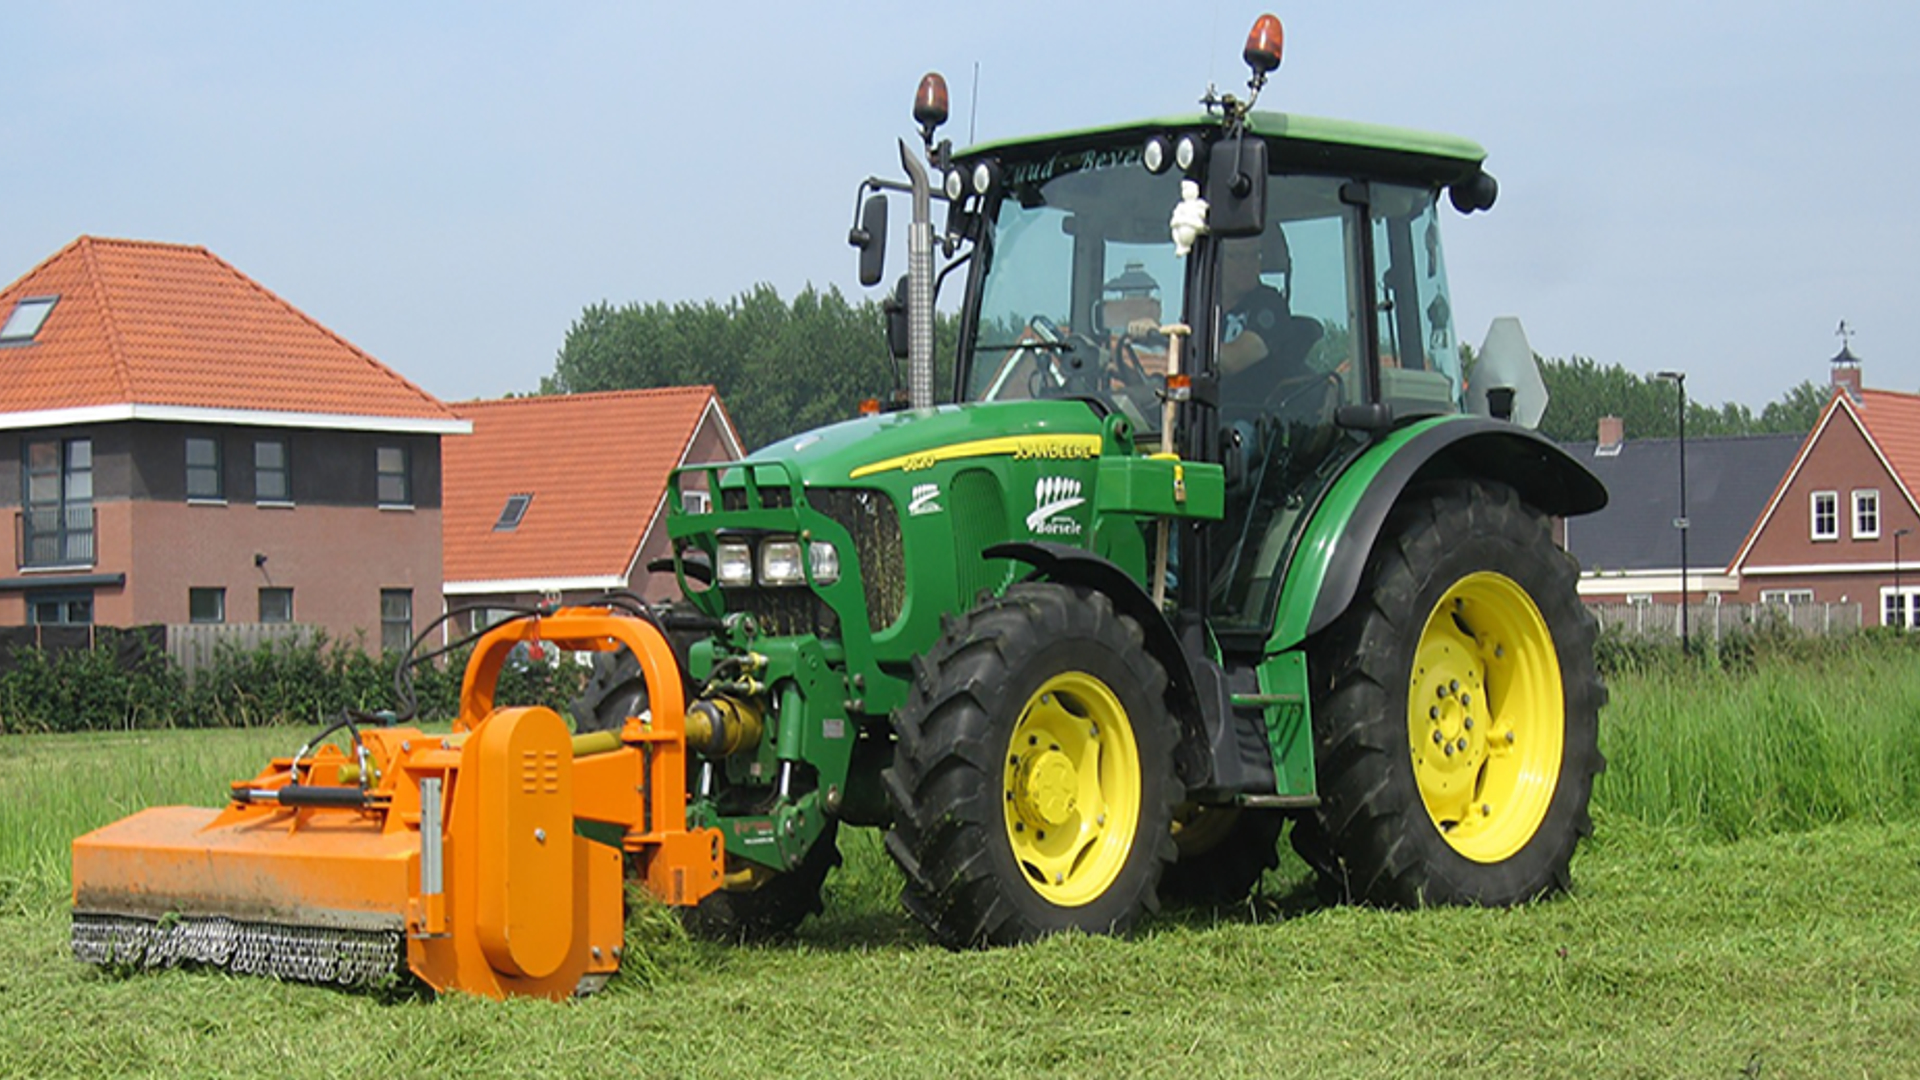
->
[1558,433,1804,573]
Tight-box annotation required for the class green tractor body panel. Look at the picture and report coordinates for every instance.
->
[669,399,1228,863]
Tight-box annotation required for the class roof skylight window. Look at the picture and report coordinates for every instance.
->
[494,493,532,531]
[0,296,57,343]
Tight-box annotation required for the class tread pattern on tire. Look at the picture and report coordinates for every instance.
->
[884,583,1183,948]
[1293,480,1607,907]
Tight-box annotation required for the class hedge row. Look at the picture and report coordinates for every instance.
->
[0,632,589,734]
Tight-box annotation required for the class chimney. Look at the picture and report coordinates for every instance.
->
[1596,415,1624,457]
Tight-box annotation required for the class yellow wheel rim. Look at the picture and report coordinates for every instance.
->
[1003,672,1143,906]
[1406,571,1564,863]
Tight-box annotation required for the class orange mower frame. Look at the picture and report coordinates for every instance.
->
[70,607,721,1000]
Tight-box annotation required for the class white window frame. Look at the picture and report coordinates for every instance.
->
[1759,588,1814,606]
[1852,489,1880,540]
[1810,491,1839,541]
[1882,586,1917,630]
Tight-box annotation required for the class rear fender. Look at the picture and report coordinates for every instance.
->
[1267,417,1607,653]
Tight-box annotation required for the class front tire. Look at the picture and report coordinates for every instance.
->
[884,583,1182,947]
[1296,481,1605,907]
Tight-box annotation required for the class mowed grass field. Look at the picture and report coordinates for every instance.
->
[3,640,1919,1079]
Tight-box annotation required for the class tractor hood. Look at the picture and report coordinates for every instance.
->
[733,399,1114,490]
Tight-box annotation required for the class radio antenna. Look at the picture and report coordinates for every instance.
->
[968,61,980,145]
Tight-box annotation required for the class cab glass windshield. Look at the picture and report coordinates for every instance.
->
[963,146,1186,432]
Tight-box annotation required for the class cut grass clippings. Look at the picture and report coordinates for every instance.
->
[3,641,1919,1077]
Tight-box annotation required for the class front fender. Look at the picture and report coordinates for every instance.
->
[984,541,1208,781]
[1267,416,1607,653]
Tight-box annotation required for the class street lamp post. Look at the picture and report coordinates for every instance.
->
[1654,371,1690,654]
[1897,528,1913,629]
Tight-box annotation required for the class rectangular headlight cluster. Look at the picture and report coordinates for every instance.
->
[714,537,840,587]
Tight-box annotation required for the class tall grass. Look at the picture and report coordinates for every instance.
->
[1593,633,1920,840]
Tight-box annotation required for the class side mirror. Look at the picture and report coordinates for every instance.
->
[1205,137,1267,237]
[851,195,890,287]
[883,275,910,360]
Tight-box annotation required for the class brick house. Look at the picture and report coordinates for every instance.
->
[0,236,467,649]
[1729,348,1920,627]
[440,388,742,628]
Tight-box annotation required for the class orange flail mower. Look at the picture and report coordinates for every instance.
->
[70,607,720,1000]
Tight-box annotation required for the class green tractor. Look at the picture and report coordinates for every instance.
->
[581,13,1606,946]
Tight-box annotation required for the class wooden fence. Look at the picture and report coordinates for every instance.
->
[165,623,320,677]
[1590,600,1862,642]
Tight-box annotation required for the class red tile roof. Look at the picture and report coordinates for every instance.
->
[1857,388,1920,511]
[0,236,458,428]
[442,388,739,587]
[1729,385,1920,570]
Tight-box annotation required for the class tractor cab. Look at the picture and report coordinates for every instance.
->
[922,106,1495,646]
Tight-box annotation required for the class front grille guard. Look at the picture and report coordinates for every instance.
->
[667,461,887,642]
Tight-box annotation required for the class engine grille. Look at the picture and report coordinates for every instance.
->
[715,485,905,635]
[809,487,905,632]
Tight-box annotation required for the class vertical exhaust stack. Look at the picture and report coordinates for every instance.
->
[898,140,935,409]
[905,73,949,410]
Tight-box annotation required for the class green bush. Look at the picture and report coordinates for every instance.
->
[0,632,589,734]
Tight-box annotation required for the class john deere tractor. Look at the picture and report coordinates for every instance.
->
[581,14,1607,947]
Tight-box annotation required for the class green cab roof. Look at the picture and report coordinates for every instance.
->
[962,110,1486,176]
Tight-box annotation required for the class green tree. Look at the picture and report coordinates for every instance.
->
[543,284,957,450]
[1532,357,1832,443]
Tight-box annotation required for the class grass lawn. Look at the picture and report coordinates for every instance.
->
[4,641,1920,1078]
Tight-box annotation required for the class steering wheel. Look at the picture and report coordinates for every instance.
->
[1025,315,1106,399]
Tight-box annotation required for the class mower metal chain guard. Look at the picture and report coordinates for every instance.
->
[72,913,402,988]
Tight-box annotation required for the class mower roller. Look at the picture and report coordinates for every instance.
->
[70,608,716,1000]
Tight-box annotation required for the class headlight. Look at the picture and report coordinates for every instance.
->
[808,540,840,584]
[759,539,804,585]
[716,542,753,586]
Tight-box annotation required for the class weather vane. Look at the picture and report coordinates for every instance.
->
[1836,319,1855,346]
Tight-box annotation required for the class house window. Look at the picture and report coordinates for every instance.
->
[494,493,532,531]
[469,607,515,634]
[259,587,293,624]
[1810,491,1838,541]
[189,587,226,624]
[255,439,290,503]
[22,437,93,567]
[1759,589,1814,606]
[377,446,410,507]
[681,489,711,514]
[1853,490,1880,540]
[26,590,92,625]
[380,588,413,653]
[1883,589,1916,630]
[0,296,57,343]
[186,436,223,500]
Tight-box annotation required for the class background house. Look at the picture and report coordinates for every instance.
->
[1559,416,1801,605]
[1730,349,1920,627]
[440,387,741,629]
[1558,346,1918,634]
[0,236,467,650]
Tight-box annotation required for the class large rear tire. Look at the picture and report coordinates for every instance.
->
[884,583,1182,947]
[1295,481,1605,906]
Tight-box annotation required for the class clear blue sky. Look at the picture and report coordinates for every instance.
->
[4,2,1913,417]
